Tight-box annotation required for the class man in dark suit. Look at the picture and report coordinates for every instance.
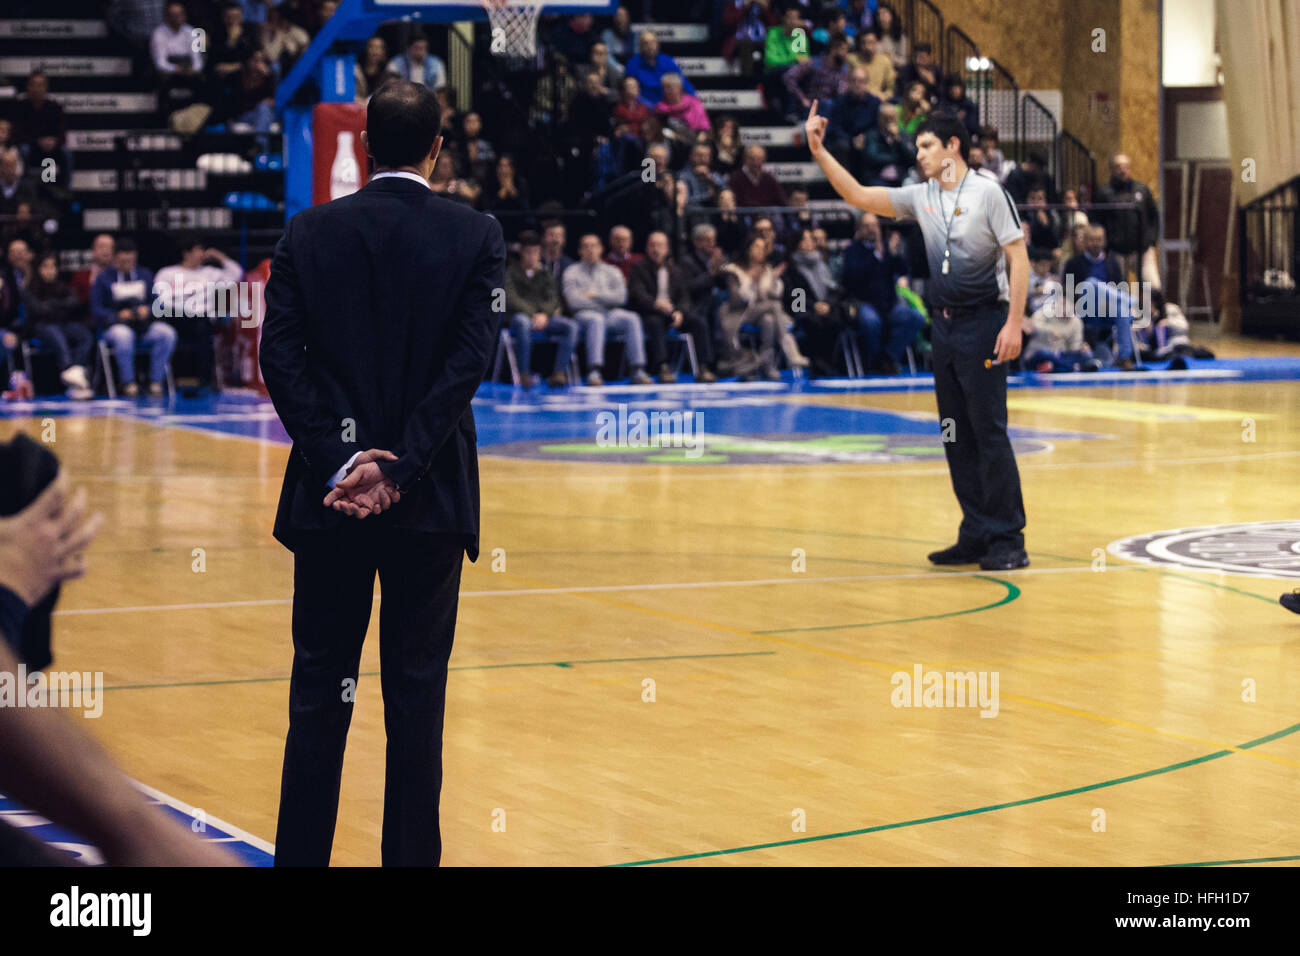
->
[260,79,505,867]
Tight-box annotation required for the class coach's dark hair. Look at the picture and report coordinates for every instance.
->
[365,79,443,169]
[916,111,970,163]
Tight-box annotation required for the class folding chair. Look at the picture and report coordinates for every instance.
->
[97,338,176,399]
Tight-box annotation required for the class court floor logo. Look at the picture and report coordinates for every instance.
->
[1108,520,1300,578]
[484,432,1054,465]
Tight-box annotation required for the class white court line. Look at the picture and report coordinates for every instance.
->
[133,780,275,855]
[53,564,1151,616]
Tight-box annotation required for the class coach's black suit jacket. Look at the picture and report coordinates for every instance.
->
[260,176,506,561]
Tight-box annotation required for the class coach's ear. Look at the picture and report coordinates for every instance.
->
[427,134,443,168]
[360,129,372,159]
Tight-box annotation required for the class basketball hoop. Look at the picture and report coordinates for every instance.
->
[480,0,544,58]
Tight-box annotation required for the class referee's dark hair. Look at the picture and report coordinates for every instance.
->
[916,112,971,163]
[365,79,444,169]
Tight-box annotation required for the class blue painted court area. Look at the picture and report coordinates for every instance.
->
[0,787,273,866]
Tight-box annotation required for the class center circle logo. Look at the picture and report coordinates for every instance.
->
[1108,520,1300,578]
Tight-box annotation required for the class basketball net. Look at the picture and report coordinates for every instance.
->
[480,0,543,58]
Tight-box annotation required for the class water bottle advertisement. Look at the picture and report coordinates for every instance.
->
[311,102,368,207]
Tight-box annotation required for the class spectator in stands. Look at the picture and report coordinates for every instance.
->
[0,150,36,219]
[71,234,115,306]
[977,126,1008,180]
[541,220,576,281]
[843,0,873,38]
[723,0,775,82]
[612,75,651,139]
[828,66,881,181]
[654,73,711,133]
[1003,149,1056,204]
[937,75,979,141]
[812,226,843,280]
[153,235,243,390]
[562,233,653,386]
[315,0,338,31]
[534,56,579,127]
[1093,153,1160,285]
[223,49,278,132]
[1025,186,1063,252]
[601,5,635,65]
[677,223,725,372]
[848,30,896,102]
[353,36,389,103]
[752,216,787,264]
[840,212,925,374]
[604,225,643,279]
[504,230,580,388]
[718,234,787,381]
[0,238,34,332]
[484,154,531,239]
[1060,220,1088,263]
[582,41,624,100]
[387,33,446,91]
[568,72,613,171]
[152,1,204,76]
[812,8,849,54]
[713,188,747,253]
[895,42,938,101]
[90,239,177,397]
[18,254,94,399]
[1062,224,1139,370]
[11,72,66,157]
[729,145,787,209]
[784,33,851,124]
[898,81,929,138]
[1062,188,1090,231]
[763,7,809,119]
[872,3,910,69]
[641,115,686,172]
[0,119,12,152]
[550,14,599,67]
[2,202,45,258]
[455,112,497,184]
[261,6,310,78]
[680,143,726,205]
[784,227,848,376]
[1023,248,1097,372]
[429,151,480,206]
[210,2,260,85]
[628,231,714,383]
[625,31,696,105]
[713,115,743,173]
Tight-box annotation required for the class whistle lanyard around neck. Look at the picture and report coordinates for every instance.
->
[940,171,969,276]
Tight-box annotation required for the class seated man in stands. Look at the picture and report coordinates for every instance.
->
[151,0,205,120]
[562,233,653,386]
[783,227,850,377]
[783,33,852,125]
[71,234,115,307]
[1062,224,1139,370]
[894,41,938,100]
[153,234,244,391]
[679,143,726,206]
[603,225,643,280]
[504,230,580,389]
[728,145,788,209]
[541,220,576,282]
[624,30,696,105]
[628,231,716,384]
[827,66,881,182]
[839,212,925,375]
[89,239,178,397]
[1023,247,1097,373]
[386,32,446,91]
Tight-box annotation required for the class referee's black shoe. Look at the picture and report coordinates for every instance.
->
[928,542,985,565]
[979,548,1030,571]
[1281,590,1300,614]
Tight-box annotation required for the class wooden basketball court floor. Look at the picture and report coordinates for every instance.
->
[7,347,1300,867]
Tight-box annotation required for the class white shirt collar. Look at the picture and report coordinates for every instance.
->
[371,170,432,190]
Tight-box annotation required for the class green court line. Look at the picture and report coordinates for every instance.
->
[756,575,1019,633]
[612,719,1300,866]
[99,651,777,692]
[1163,855,1300,867]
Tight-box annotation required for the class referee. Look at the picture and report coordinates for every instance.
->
[806,103,1030,570]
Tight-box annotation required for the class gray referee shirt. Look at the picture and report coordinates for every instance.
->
[885,172,1023,309]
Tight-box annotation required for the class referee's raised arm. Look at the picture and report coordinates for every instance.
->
[804,100,897,218]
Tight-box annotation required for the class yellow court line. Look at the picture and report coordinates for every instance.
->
[495,569,1300,771]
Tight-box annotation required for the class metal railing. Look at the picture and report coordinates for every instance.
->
[945,25,978,83]
[905,0,946,70]
[1238,176,1299,328]
[1019,93,1058,181]
[1059,132,1096,203]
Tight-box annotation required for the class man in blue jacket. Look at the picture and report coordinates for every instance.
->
[840,211,925,374]
[1062,224,1140,370]
[827,67,881,181]
[88,238,178,397]
[623,30,695,104]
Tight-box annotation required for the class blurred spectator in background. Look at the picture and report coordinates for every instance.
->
[1,238,34,331]
[154,235,242,390]
[71,234,115,306]
[937,75,979,141]
[601,5,635,65]
[680,142,726,205]
[550,14,598,66]
[977,126,1007,180]
[1062,188,1091,231]
[353,36,389,103]
[828,66,881,181]
[209,2,259,87]
[1004,150,1056,204]
[898,81,929,138]
[20,253,94,399]
[581,41,624,100]
[541,220,576,281]
[654,73,711,133]
[151,0,203,75]
[718,233,787,381]
[714,188,747,252]
[848,30,896,101]
[713,115,743,173]
[225,50,278,132]
[387,33,446,90]
[729,145,787,208]
[11,72,67,158]
[483,154,531,240]
[504,230,580,388]
[723,0,774,82]
[625,31,695,105]
[628,231,712,383]
[763,7,808,119]
[1023,247,1096,373]
[894,41,937,100]
[90,238,177,396]
[840,212,924,374]
[784,227,849,377]
[873,3,910,69]
[1063,224,1138,370]
[429,151,480,207]
[0,150,36,219]
[612,75,651,139]
[784,33,851,124]
[1093,153,1160,286]
[455,112,497,184]
[1025,187,1063,252]
[604,225,643,279]
[562,233,653,386]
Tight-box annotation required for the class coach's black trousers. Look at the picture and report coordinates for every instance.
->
[930,306,1026,553]
[274,522,465,867]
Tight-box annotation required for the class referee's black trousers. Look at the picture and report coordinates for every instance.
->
[931,306,1026,552]
[274,523,465,867]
